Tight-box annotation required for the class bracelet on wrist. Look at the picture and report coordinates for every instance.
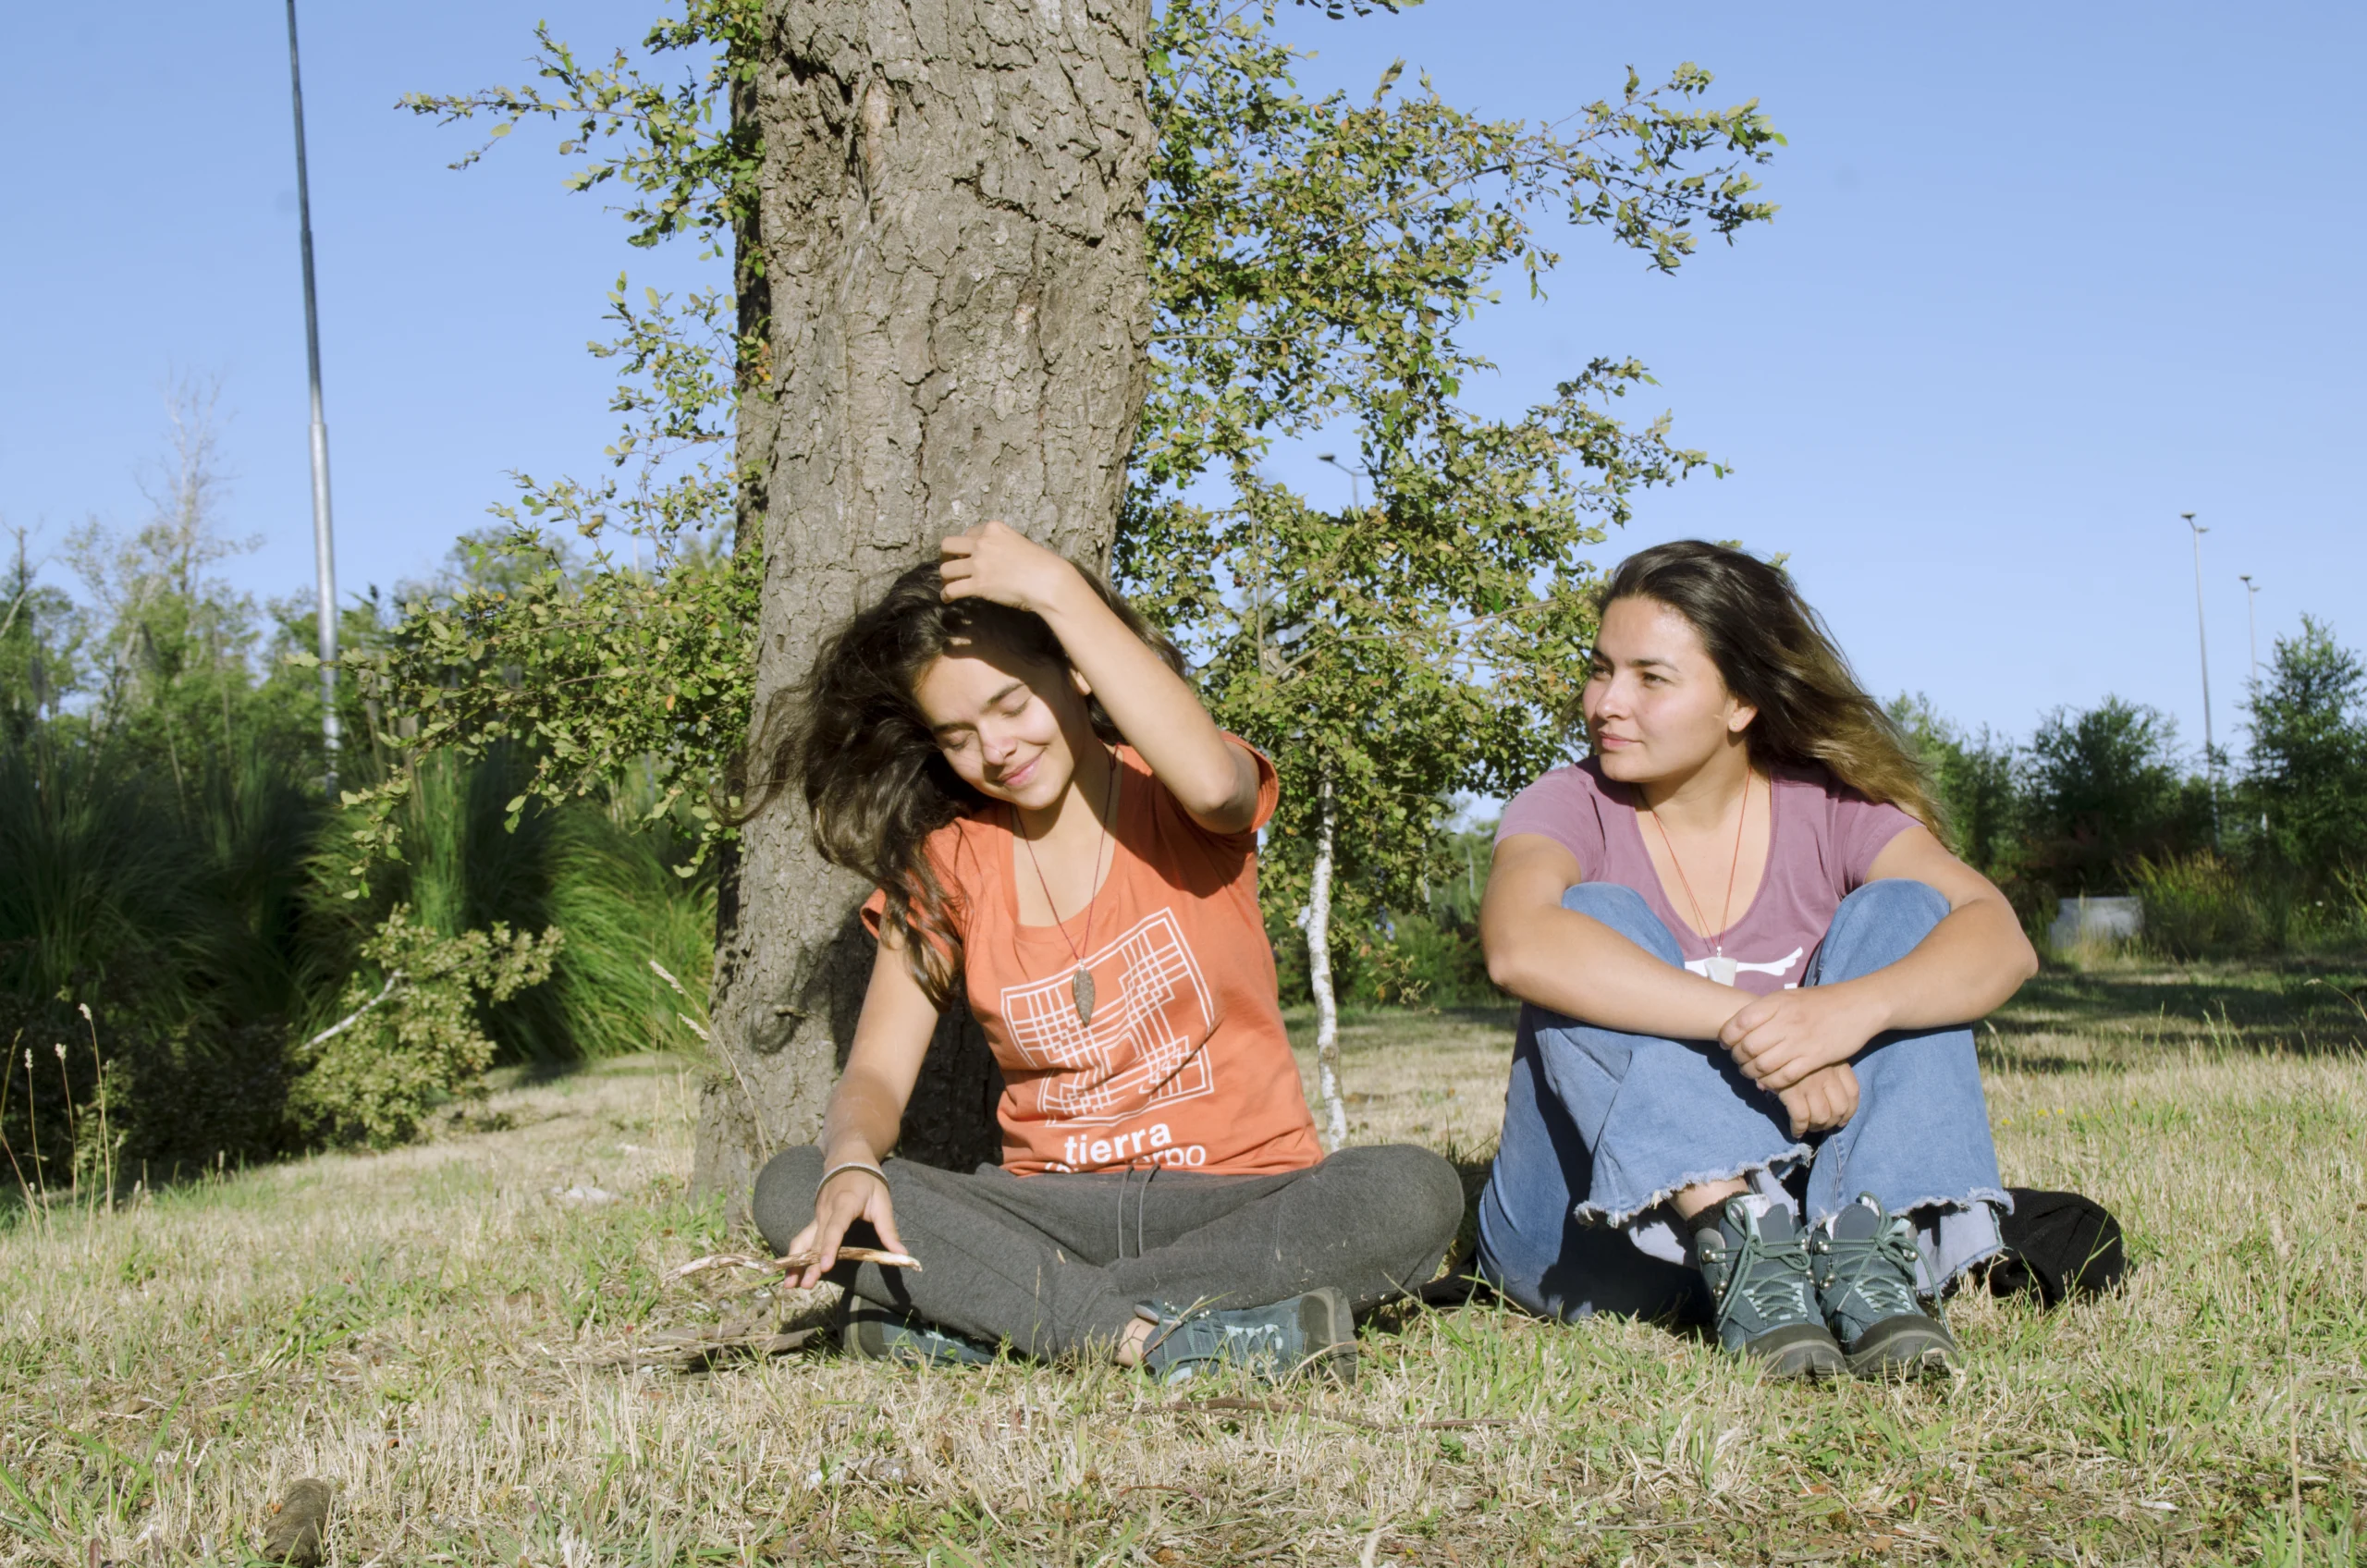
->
[819,1158,888,1191]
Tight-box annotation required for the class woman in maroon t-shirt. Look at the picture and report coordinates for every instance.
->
[1478,542,2037,1380]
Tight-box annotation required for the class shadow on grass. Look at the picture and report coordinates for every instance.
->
[1302,964,2367,1072]
[1988,957,2367,1068]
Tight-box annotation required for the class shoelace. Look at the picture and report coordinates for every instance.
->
[1147,1307,1287,1370]
[1816,1221,1921,1320]
[1712,1226,1819,1327]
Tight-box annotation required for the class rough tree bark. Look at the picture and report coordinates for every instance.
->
[693,0,1158,1216]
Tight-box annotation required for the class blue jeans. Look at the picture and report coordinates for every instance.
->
[1476,879,2009,1321]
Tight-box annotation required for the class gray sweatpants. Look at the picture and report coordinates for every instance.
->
[752,1144,1465,1358]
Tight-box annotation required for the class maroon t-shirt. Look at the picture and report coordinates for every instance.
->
[1497,759,1918,996]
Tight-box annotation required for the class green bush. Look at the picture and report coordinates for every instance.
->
[1360,910,1498,1008]
[314,744,714,1065]
[2130,853,2269,961]
[288,904,561,1148]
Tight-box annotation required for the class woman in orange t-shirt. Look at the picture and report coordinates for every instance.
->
[747,522,1462,1383]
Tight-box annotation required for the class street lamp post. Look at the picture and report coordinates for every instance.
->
[1316,453,1365,510]
[2240,572,2264,835]
[2183,513,2217,846]
[2238,574,2261,690]
[285,0,341,790]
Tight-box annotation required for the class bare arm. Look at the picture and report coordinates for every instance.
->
[1480,832,1751,1039]
[1720,825,2037,1091]
[939,521,1262,833]
[787,932,940,1287]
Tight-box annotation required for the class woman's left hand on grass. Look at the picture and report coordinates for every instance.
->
[1718,985,1888,1093]
[939,521,1078,615]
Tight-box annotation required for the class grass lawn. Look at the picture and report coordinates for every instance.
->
[4,962,2363,1566]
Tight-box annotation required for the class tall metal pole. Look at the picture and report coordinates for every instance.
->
[2239,574,2260,690]
[2184,512,2215,845]
[1316,453,1363,509]
[2240,573,2264,834]
[286,0,340,790]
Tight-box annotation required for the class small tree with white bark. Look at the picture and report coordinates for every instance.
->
[1120,7,1780,1142]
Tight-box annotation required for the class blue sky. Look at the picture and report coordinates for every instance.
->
[5,2,2360,759]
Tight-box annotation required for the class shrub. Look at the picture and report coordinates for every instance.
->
[1360,910,1497,1008]
[313,745,715,1066]
[2129,852,2266,961]
[288,904,561,1148]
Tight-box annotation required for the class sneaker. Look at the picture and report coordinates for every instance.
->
[1135,1288,1356,1387]
[839,1300,1001,1368]
[1813,1194,1961,1379]
[1694,1198,1846,1379]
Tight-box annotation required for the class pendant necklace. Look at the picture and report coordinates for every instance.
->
[1019,749,1119,1024]
[1646,770,1754,987]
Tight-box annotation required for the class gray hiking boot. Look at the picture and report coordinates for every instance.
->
[839,1300,1001,1368]
[1813,1194,1961,1379]
[1695,1198,1846,1379]
[1135,1288,1356,1387]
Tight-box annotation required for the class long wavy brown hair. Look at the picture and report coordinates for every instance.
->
[741,559,1184,1006]
[1588,541,1940,831]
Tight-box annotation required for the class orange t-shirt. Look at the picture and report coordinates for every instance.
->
[864,740,1321,1177]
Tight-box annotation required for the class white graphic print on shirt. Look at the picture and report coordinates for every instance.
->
[1683,946,1806,988]
[999,908,1217,1123]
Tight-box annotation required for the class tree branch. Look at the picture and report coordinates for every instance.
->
[305,971,409,1052]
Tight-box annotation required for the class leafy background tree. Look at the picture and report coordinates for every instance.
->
[1888,694,2019,879]
[1,530,87,741]
[2241,617,2367,876]
[2020,697,2214,895]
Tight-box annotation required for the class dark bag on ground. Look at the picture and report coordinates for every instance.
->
[1986,1187,2126,1305]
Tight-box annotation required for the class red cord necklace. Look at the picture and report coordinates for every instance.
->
[1645,769,1754,986]
[1018,748,1119,1023]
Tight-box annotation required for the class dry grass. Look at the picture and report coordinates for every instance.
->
[4,972,2364,1567]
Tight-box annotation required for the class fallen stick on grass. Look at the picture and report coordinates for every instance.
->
[593,1327,820,1369]
[1161,1395,1517,1432]
[666,1248,922,1282]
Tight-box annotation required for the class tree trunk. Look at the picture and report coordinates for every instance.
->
[1304,774,1347,1148]
[694,0,1158,1217]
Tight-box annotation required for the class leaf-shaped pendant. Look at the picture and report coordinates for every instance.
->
[1071,966,1097,1023]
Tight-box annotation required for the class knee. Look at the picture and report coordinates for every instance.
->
[1409,1147,1470,1249]
[1840,878,1948,933]
[1562,881,1652,923]
[1813,879,1950,985]
[1368,1145,1470,1254]
[1823,880,1949,976]
[750,1145,824,1253]
[1560,883,1682,963]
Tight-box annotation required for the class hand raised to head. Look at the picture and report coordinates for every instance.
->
[938,521,1079,616]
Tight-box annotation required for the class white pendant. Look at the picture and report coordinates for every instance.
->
[1701,954,1739,987]
[1071,966,1097,1023]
